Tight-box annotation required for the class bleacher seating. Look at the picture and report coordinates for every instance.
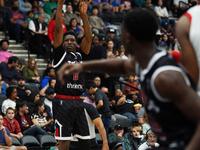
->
[11,136,22,146]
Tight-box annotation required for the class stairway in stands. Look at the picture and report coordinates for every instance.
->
[0,31,47,76]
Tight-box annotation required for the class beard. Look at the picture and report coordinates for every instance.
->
[18,84,25,88]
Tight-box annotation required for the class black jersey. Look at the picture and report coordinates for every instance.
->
[53,45,88,96]
[136,50,196,149]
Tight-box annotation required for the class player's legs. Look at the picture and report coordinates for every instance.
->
[59,140,71,150]
[76,138,90,150]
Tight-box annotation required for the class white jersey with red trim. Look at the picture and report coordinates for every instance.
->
[185,5,200,96]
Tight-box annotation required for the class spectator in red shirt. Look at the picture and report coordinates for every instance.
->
[3,107,23,140]
[124,75,139,95]
[48,11,67,45]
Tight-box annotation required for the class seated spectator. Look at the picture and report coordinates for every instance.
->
[39,78,56,96]
[0,114,27,150]
[106,29,120,50]
[0,39,13,63]
[70,0,80,14]
[42,60,53,79]
[109,0,124,12]
[0,72,9,96]
[155,0,175,28]
[107,40,115,58]
[18,0,29,14]
[27,11,34,23]
[141,112,150,138]
[22,58,40,84]
[83,90,96,107]
[43,0,57,17]
[28,12,51,58]
[142,0,155,13]
[3,107,23,140]
[128,126,143,150]
[48,11,67,46]
[27,91,40,113]
[15,100,48,140]
[87,81,111,134]
[7,0,28,44]
[89,6,106,34]
[119,44,128,59]
[108,124,132,150]
[138,129,159,150]
[63,4,80,27]
[174,0,189,17]
[41,67,55,88]
[137,107,145,125]
[15,61,22,76]
[34,6,51,24]
[132,0,145,7]
[31,0,39,14]
[0,56,19,83]
[111,89,138,121]
[17,76,32,102]
[69,18,84,44]
[158,33,172,51]
[44,88,55,115]
[31,100,53,131]
[109,141,123,150]
[124,75,139,95]
[2,87,18,115]
[94,76,102,88]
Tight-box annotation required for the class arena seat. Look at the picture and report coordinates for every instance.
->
[39,135,57,148]
[11,136,21,146]
[21,135,41,147]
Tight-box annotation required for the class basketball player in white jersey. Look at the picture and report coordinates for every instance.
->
[176,4,200,96]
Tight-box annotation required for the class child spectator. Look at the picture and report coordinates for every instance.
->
[0,72,9,96]
[15,61,22,76]
[2,87,18,115]
[14,100,47,139]
[31,100,53,132]
[27,11,34,23]
[3,107,23,140]
[0,39,13,63]
[124,75,139,95]
[128,126,143,150]
[158,33,172,52]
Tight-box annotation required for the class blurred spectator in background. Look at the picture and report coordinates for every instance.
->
[108,124,132,150]
[31,0,39,14]
[18,0,30,14]
[0,72,9,96]
[7,0,28,44]
[17,76,32,102]
[158,33,172,51]
[119,44,128,59]
[109,141,123,150]
[0,56,19,83]
[142,0,155,13]
[34,6,51,24]
[128,126,143,150]
[22,58,40,84]
[107,28,120,50]
[70,0,80,14]
[44,88,54,114]
[41,67,55,88]
[29,12,51,58]
[132,0,145,7]
[42,60,53,78]
[141,112,150,138]
[0,39,13,63]
[83,90,96,107]
[27,11,34,23]
[107,40,115,58]
[63,3,80,27]
[39,79,56,96]
[110,0,124,12]
[2,87,18,115]
[48,11,67,45]
[15,61,22,76]
[124,75,139,95]
[89,6,106,34]
[43,0,57,17]
[3,107,23,140]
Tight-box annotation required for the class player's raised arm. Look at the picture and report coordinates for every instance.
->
[53,0,65,49]
[79,0,92,55]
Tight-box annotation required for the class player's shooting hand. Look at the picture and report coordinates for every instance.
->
[79,0,91,14]
[57,63,83,85]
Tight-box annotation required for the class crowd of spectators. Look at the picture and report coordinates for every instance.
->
[0,0,198,148]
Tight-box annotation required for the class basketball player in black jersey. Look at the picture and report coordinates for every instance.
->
[52,0,92,149]
[57,9,200,150]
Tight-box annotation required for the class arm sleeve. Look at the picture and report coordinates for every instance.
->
[7,11,13,21]
[95,92,103,103]
[6,129,11,137]
[28,20,36,31]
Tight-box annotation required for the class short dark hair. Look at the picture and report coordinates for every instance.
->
[8,56,18,64]
[92,6,98,11]
[27,11,34,16]
[0,39,9,46]
[122,9,158,42]
[16,100,27,111]
[48,78,56,85]
[6,87,16,98]
[46,67,54,74]
[86,80,97,89]
[11,0,18,5]
[63,31,77,41]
